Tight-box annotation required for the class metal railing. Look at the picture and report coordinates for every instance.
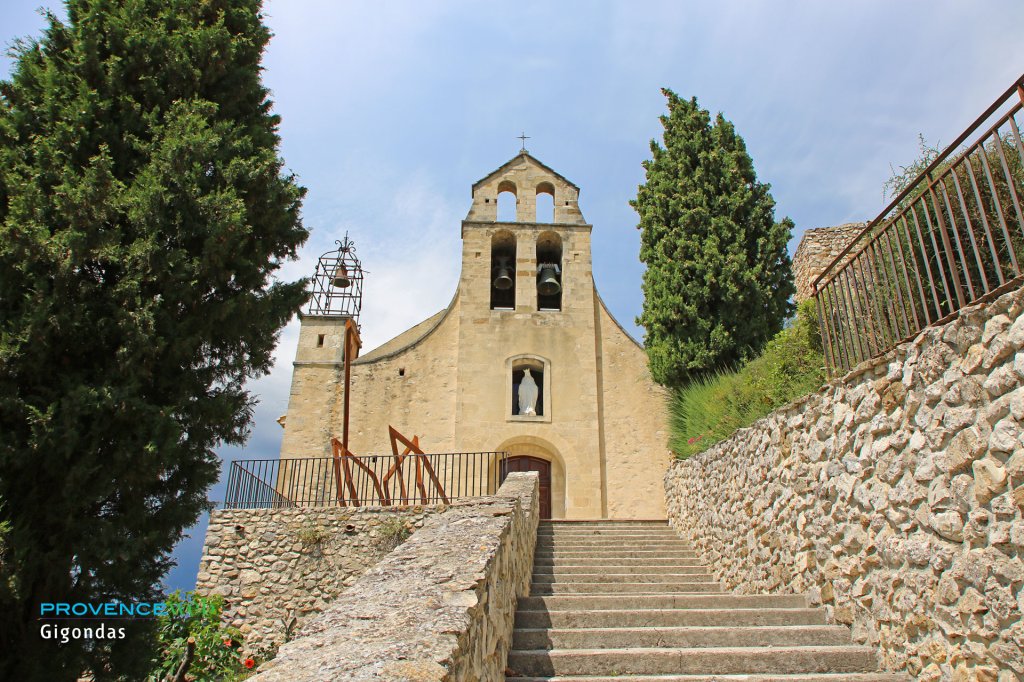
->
[223,451,509,509]
[813,74,1024,374]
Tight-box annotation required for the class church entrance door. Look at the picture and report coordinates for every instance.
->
[501,456,551,519]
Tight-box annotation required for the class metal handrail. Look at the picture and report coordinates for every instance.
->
[813,74,1024,373]
[223,451,509,509]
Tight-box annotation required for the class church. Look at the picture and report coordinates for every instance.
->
[277,151,671,519]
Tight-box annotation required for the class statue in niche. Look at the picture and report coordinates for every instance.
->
[518,369,539,416]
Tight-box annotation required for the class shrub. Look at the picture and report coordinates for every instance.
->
[148,591,270,682]
[376,516,412,552]
[296,524,331,550]
[669,300,825,458]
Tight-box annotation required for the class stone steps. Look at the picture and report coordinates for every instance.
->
[532,544,692,548]
[515,608,828,630]
[507,671,909,675]
[519,594,811,611]
[537,531,683,538]
[541,520,671,525]
[533,557,705,568]
[530,581,724,595]
[536,528,672,534]
[534,550,700,559]
[506,645,887,676]
[512,625,854,649]
[533,565,709,575]
[508,520,908,680]
[532,570,713,581]
[536,536,688,540]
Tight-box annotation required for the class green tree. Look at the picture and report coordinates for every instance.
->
[632,89,795,387]
[0,1,308,678]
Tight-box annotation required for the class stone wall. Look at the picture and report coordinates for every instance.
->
[250,472,539,682]
[196,506,441,649]
[665,285,1024,680]
[596,294,671,518]
[347,300,461,456]
[792,222,866,301]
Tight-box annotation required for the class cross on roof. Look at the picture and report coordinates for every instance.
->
[518,132,530,153]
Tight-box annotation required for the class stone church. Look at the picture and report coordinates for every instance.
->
[278,152,671,519]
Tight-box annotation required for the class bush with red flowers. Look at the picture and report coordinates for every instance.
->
[147,591,273,681]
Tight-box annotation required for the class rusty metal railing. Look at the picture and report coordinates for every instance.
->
[223,450,509,509]
[813,74,1024,374]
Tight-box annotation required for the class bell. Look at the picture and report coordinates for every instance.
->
[537,263,561,296]
[331,263,351,288]
[493,260,514,290]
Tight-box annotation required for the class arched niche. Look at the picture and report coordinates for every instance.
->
[536,230,563,311]
[490,230,516,310]
[508,355,548,420]
[497,179,517,222]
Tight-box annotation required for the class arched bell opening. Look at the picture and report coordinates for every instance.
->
[497,179,518,222]
[536,230,562,311]
[490,230,517,310]
[536,182,555,223]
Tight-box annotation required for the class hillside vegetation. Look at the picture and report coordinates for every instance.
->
[669,300,825,458]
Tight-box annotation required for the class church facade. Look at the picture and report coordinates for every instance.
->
[279,152,671,519]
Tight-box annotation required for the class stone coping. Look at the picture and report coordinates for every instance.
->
[250,472,539,681]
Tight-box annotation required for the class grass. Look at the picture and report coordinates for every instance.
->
[375,516,412,552]
[670,300,826,458]
[296,524,330,550]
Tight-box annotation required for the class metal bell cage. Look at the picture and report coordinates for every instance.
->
[307,235,365,321]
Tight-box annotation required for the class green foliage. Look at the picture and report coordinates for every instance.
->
[668,369,745,457]
[375,516,412,552]
[883,133,1022,208]
[883,135,943,205]
[670,301,825,458]
[632,89,796,388]
[0,500,13,600]
[0,1,308,678]
[871,133,1024,340]
[148,592,265,682]
[296,524,330,550]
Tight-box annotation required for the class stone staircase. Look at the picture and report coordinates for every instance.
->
[506,520,907,681]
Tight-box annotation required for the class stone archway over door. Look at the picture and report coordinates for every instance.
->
[502,456,551,519]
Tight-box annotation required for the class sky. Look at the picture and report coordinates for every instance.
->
[2,1,1023,591]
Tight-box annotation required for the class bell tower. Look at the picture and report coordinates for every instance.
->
[279,237,364,460]
[454,151,609,517]
[460,150,589,316]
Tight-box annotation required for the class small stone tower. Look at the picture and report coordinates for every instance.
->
[279,238,363,460]
[792,222,867,301]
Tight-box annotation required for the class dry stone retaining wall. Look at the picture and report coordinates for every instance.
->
[197,505,440,649]
[250,471,539,682]
[666,285,1024,680]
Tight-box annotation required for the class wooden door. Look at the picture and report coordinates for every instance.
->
[502,456,552,519]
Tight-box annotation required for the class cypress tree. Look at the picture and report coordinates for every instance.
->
[632,89,795,388]
[0,1,308,678]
